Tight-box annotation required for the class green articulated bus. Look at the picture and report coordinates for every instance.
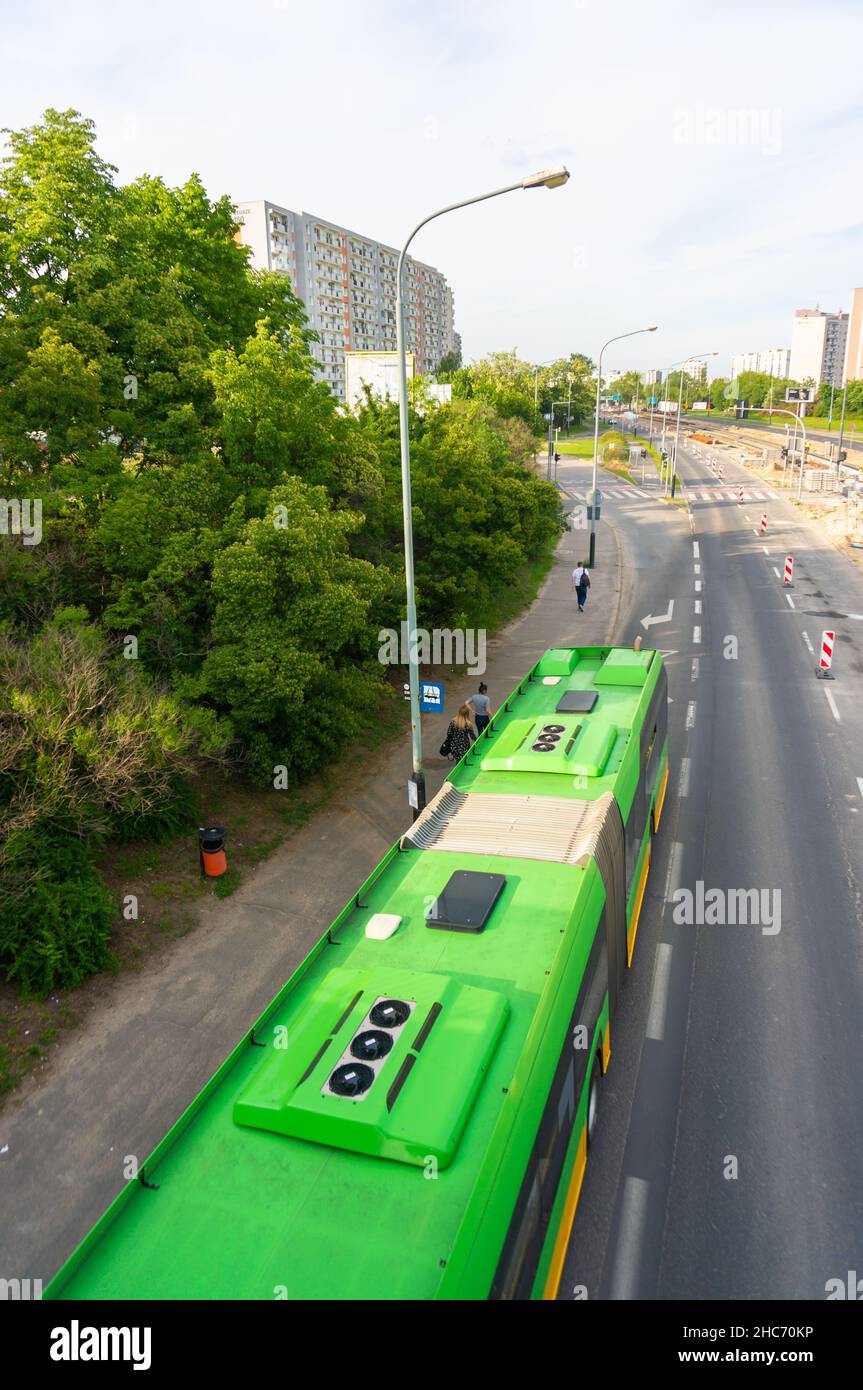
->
[46,645,669,1302]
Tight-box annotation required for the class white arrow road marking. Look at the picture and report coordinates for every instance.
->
[641,600,675,629]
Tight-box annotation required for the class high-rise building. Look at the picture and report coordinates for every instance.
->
[730,348,791,380]
[789,308,848,386]
[645,368,662,385]
[235,200,459,402]
[681,358,707,381]
[843,288,863,382]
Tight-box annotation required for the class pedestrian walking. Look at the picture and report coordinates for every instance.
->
[571,563,584,592]
[468,682,492,734]
[576,564,590,613]
[439,703,477,762]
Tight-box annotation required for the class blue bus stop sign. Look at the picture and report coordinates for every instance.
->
[420,681,444,713]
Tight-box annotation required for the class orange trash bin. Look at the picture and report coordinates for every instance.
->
[198,826,227,877]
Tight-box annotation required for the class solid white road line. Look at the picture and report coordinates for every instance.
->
[785,593,795,608]
[825,689,840,722]
[646,943,674,1042]
[677,757,691,797]
[691,657,700,681]
[686,700,697,729]
[772,566,781,579]
[761,545,769,554]
[609,1178,650,1302]
[802,631,814,654]
[693,626,702,643]
[857,777,863,799]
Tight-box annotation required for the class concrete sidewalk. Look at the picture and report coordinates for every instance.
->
[0,513,623,1284]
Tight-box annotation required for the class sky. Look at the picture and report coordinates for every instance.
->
[2,0,862,378]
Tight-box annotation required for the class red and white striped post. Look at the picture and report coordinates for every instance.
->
[760,513,768,534]
[783,554,793,586]
[738,486,744,505]
[817,630,835,679]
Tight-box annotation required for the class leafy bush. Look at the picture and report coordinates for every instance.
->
[0,827,115,996]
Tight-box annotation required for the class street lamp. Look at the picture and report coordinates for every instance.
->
[549,399,568,480]
[396,166,570,816]
[590,325,657,565]
[668,352,718,495]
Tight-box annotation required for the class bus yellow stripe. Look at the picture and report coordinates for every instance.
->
[653,758,669,831]
[542,1124,588,1300]
[627,838,651,966]
[602,1021,611,1072]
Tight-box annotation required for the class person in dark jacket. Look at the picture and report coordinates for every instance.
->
[576,565,591,613]
[440,703,477,762]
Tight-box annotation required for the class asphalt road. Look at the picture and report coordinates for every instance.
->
[559,442,863,1300]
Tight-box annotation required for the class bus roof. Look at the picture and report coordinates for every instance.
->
[46,646,661,1302]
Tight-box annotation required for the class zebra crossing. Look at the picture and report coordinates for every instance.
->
[688,486,778,501]
[560,483,779,503]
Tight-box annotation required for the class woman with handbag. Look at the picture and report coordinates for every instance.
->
[439,704,477,762]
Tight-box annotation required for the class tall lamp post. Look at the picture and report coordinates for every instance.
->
[668,351,718,495]
[397,166,570,817]
[590,325,657,566]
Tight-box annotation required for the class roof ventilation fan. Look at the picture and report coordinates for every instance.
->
[541,724,566,734]
[531,741,558,752]
[350,1029,393,1062]
[328,1063,375,1098]
[370,999,411,1029]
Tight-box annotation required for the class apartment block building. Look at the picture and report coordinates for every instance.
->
[789,308,848,386]
[644,368,662,386]
[730,347,791,380]
[681,357,707,382]
[234,200,459,402]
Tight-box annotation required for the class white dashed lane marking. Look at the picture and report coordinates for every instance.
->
[646,944,674,1042]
